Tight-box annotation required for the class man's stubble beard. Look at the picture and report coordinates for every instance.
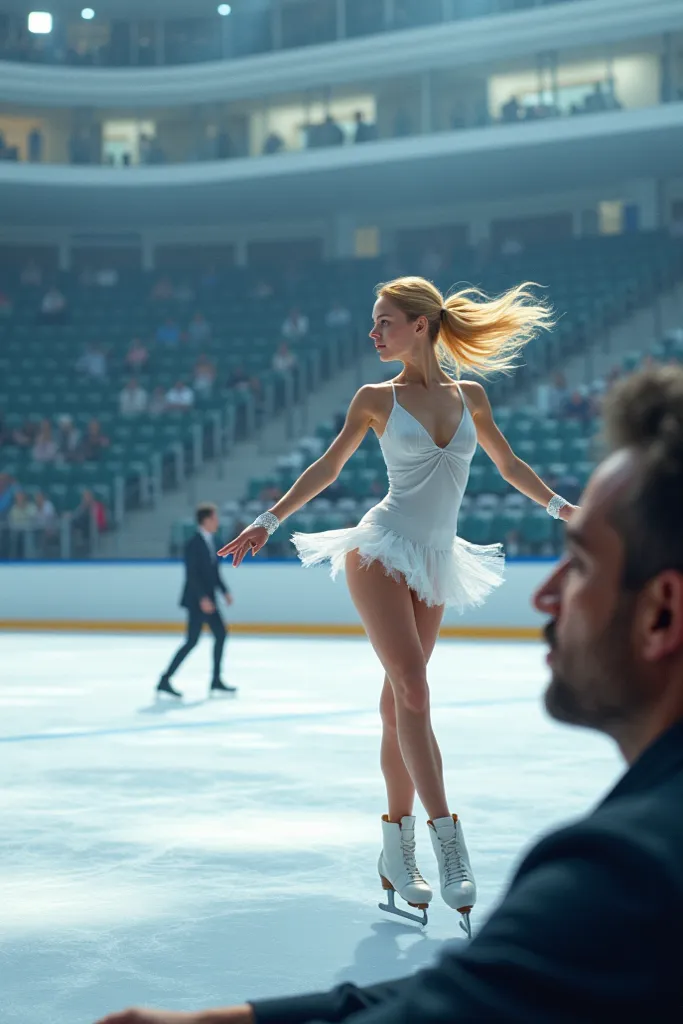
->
[543,596,644,734]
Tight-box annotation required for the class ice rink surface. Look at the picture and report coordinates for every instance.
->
[0,632,623,1023]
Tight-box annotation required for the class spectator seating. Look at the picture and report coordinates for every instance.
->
[1,229,682,560]
[0,265,361,557]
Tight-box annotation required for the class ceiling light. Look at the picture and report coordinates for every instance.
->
[217,4,232,15]
[28,11,53,34]
[81,8,95,19]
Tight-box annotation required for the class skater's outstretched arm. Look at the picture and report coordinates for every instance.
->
[463,381,577,521]
[218,385,382,565]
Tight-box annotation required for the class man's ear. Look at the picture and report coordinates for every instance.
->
[641,572,683,661]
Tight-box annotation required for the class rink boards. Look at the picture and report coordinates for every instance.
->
[0,560,552,638]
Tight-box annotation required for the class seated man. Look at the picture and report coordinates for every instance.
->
[97,366,683,1023]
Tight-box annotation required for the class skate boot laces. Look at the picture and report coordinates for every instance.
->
[440,831,470,886]
[401,832,425,884]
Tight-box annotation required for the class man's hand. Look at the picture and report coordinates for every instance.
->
[94,1011,195,1024]
[94,1004,254,1024]
[224,592,234,607]
[200,597,215,614]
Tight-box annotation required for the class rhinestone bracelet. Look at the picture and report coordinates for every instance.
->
[547,495,569,520]
[252,511,280,536]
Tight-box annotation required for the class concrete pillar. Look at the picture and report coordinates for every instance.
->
[420,71,433,135]
[381,226,397,260]
[468,216,489,246]
[626,178,659,231]
[235,238,248,267]
[329,212,357,259]
[336,0,346,40]
[142,235,155,271]
[272,1,283,49]
[154,18,164,65]
[58,238,70,272]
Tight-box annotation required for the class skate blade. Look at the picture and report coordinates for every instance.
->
[378,885,428,927]
[458,908,473,938]
[155,690,182,702]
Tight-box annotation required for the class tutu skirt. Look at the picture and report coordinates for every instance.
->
[291,521,505,611]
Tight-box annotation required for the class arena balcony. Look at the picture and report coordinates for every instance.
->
[0,95,681,232]
[0,1,610,70]
[0,0,679,108]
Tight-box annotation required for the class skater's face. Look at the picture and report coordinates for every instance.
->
[370,297,428,363]
[533,450,681,752]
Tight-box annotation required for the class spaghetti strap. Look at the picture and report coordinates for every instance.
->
[455,381,469,420]
[390,382,397,406]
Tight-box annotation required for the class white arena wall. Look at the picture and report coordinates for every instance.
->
[0,560,554,639]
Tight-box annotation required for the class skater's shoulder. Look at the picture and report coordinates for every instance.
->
[459,379,488,408]
[351,382,395,414]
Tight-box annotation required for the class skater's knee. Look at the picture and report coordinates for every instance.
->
[401,686,430,714]
[390,667,430,714]
[379,683,397,729]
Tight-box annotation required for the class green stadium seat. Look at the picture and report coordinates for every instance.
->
[538,438,565,464]
[573,461,596,487]
[466,465,486,497]
[567,437,592,461]
[515,440,537,462]
[520,512,554,551]
[459,512,495,546]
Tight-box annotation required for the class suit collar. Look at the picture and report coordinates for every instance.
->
[602,719,683,805]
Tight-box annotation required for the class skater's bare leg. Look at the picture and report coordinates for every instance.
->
[379,592,445,821]
[346,551,449,822]
[379,675,415,821]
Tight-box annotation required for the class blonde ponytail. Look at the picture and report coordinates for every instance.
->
[376,276,554,377]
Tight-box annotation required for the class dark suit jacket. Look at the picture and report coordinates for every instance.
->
[252,721,683,1023]
[180,531,229,610]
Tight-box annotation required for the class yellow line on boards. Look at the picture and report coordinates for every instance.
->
[0,620,541,641]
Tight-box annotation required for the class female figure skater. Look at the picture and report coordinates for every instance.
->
[219,276,576,935]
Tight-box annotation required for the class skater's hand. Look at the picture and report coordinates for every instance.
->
[559,503,579,522]
[94,1004,254,1023]
[217,526,268,567]
[200,597,215,614]
[224,591,234,607]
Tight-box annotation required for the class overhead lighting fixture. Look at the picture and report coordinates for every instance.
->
[28,11,53,34]
[217,4,232,15]
[81,7,95,19]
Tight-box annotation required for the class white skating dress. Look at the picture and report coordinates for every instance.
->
[291,384,505,609]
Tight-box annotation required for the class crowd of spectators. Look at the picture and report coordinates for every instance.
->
[0,467,107,558]
[0,412,110,466]
[499,81,623,127]
[1,262,356,559]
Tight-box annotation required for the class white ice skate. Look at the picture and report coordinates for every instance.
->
[378,814,433,926]
[428,813,476,937]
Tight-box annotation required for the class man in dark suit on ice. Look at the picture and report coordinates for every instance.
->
[157,502,236,699]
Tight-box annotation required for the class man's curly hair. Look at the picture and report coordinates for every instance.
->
[603,365,683,590]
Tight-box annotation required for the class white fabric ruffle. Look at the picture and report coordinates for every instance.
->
[291,522,504,611]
